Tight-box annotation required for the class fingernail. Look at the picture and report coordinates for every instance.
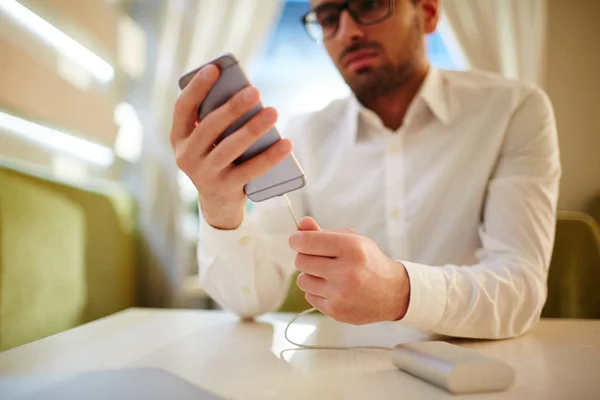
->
[277,139,291,152]
[290,232,303,242]
[262,109,276,122]
[201,65,214,79]
[242,87,257,102]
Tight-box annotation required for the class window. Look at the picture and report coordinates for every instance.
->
[248,0,467,130]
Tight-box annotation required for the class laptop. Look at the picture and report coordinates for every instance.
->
[0,367,226,400]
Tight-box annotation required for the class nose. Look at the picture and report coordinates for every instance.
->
[335,10,365,42]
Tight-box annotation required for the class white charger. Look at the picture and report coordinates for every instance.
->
[391,341,515,394]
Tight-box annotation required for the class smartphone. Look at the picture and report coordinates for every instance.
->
[178,53,306,202]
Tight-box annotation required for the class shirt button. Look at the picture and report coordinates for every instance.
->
[238,236,252,245]
[390,209,400,220]
[241,287,252,294]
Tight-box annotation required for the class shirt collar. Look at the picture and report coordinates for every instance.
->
[345,66,450,141]
[419,66,450,125]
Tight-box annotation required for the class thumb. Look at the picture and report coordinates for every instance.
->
[298,216,320,231]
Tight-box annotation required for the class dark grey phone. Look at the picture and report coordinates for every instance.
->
[178,53,306,202]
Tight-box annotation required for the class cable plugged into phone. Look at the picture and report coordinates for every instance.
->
[280,194,300,229]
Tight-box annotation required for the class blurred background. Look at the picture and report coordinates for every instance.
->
[0,0,598,351]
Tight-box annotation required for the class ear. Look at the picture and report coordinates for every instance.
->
[418,0,440,34]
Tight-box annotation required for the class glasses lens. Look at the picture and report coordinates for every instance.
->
[303,12,325,41]
[302,0,392,42]
[304,8,340,41]
[350,0,391,24]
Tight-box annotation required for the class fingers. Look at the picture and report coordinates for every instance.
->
[227,138,293,186]
[289,231,354,257]
[184,86,263,161]
[328,227,358,235]
[297,272,329,298]
[305,293,326,311]
[190,86,260,149]
[299,217,320,231]
[205,106,278,170]
[171,64,219,149]
[298,217,355,234]
[172,64,290,191]
[295,253,335,278]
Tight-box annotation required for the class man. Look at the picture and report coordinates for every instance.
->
[170,0,561,339]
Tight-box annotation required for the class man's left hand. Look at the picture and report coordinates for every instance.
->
[288,217,411,325]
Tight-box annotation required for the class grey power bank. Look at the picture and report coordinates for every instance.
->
[391,341,515,394]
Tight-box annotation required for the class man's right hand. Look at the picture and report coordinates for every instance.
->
[170,63,293,230]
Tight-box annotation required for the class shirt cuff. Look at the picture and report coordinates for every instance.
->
[197,207,258,277]
[399,261,448,332]
[197,206,265,314]
[199,207,254,247]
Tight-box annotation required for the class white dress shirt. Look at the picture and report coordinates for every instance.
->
[196,67,561,339]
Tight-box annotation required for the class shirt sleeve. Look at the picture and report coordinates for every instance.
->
[196,188,306,318]
[399,86,561,339]
[194,116,312,320]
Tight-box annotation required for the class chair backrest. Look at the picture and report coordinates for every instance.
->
[587,194,600,227]
[0,170,86,350]
[0,161,138,324]
[278,270,313,313]
[542,211,600,319]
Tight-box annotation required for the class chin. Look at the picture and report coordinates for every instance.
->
[344,67,372,84]
[346,69,376,88]
[344,61,414,100]
[344,64,375,77]
[355,66,374,75]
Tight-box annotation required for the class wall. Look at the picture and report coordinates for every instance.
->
[545,0,600,212]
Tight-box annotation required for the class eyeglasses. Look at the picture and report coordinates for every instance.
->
[301,0,395,42]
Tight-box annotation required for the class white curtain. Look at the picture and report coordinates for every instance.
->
[441,0,548,85]
[137,0,283,307]
[184,0,282,71]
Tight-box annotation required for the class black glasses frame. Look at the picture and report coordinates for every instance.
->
[301,0,395,42]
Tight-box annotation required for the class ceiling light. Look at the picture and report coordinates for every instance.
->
[0,110,115,167]
[0,0,115,83]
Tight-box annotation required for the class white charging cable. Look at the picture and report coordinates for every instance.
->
[280,193,300,230]
[279,194,393,352]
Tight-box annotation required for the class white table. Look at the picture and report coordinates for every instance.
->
[0,308,599,399]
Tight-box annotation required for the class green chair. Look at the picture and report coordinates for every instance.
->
[38,180,137,322]
[542,211,600,319]
[587,194,600,227]
[0,170,86,351]
[0,163,138,324]
[278,270,313,313]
